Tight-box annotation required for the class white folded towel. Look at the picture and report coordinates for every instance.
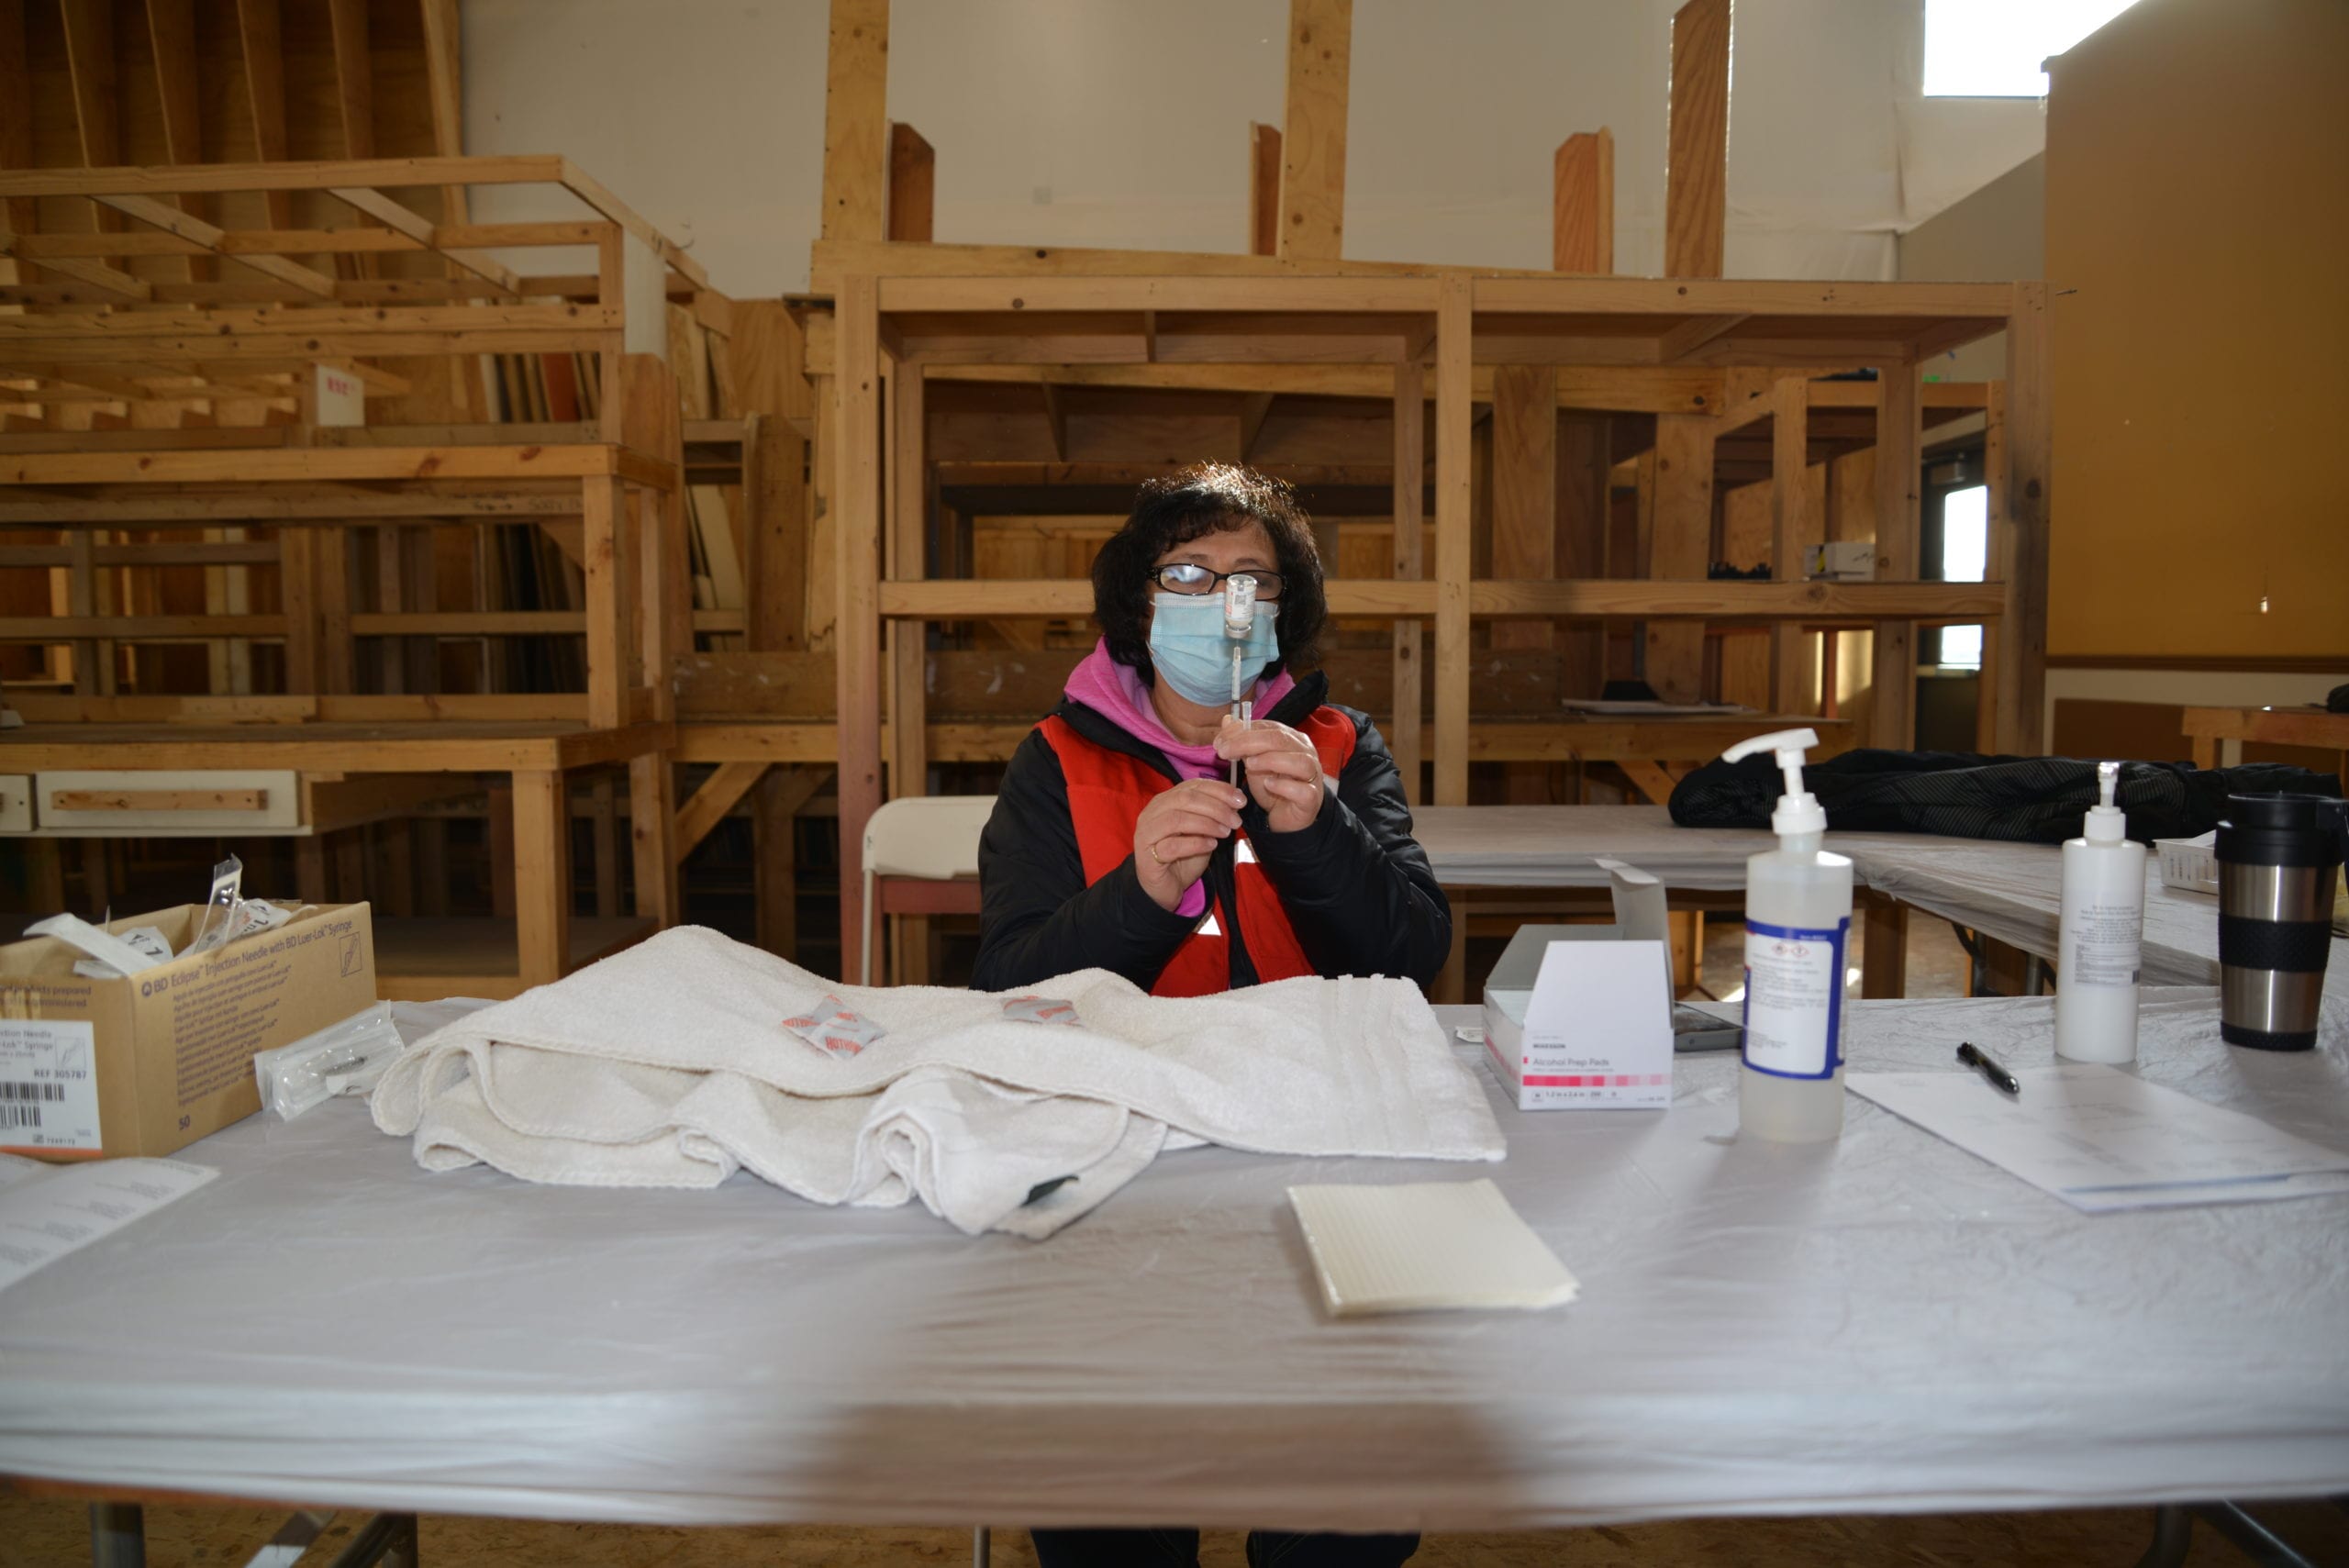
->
[372,927,1504,1237]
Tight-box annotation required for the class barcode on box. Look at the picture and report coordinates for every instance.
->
[0,1104,42,1129]
[0,1082,67,1103]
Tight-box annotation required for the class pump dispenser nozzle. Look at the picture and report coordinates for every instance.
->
[1721,727,1826,838]
[2085,760,2126,844]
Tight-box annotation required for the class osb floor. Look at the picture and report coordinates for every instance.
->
[0,1497,2253,1567]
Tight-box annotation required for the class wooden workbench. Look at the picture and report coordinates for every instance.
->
[0,718,673,999]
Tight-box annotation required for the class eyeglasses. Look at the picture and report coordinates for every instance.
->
[1152,562,1286,600]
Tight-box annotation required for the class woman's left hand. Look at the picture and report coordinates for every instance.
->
[1217,717,1328,834]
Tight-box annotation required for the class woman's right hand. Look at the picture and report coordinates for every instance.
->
[1133,778,1249,912]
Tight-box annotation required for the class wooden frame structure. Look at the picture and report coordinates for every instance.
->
[822,270,2049,973]
[1,156,707,422]
[0,719,670,999]
[0,158,729,995]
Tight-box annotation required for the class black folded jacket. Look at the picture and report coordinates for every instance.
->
[1667,749,2341,845]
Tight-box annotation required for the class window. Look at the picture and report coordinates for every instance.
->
[1922,0,2144,98]
[1937,484,1988,670]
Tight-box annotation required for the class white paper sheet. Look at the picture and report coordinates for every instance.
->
[0,1158,217,1293]
[1847,1063,2349,1212]
[1287,1179,1580,1316]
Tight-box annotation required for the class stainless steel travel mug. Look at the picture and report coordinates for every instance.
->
[2215,794,2345,1051]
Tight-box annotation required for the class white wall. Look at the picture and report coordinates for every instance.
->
[461,0,2050,298]
[1896,151,2043,382]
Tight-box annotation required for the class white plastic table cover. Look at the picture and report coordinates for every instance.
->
[1411,805,1992,892]
[1855,839,2349,1007]
[1412,805,2349,1007]
[3,990,2345,1531]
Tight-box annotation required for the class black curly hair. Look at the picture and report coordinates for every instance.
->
[1090,462,1327,687]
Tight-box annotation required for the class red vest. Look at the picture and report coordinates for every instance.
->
[1039,709,1359,997]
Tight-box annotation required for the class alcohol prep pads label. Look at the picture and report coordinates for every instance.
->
[1742,918,1848,1080]
[0,1019,102,1152]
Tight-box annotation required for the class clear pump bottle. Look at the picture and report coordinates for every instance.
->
[2054,761,2145,1062]
[1722,728,1854,1143]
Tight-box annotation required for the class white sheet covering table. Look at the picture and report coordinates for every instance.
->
[1414,805,2349,1007]
[2,989,2345,1531]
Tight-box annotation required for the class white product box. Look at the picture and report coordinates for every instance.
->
[2155,831,2219,895]
[1481,923,1673,1110]
[1802,541,1877,581]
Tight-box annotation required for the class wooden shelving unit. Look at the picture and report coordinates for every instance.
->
[0,158,725,992]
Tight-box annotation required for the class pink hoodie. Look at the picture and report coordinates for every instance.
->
[1061,639,1297,917]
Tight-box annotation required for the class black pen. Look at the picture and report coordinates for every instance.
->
[1956,1041,2021,1096]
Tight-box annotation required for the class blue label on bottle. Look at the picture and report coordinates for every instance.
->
[1740,917,1848,1080]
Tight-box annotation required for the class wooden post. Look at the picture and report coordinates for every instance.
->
[629,751,677,926]
[400,526,435,693]
[1556,413,1610,700]
[415,819,449,915]
[1389,361,1424,805]
[277,527,320,695]
[1870,363,1922,750]
[1665,0,1731,279]
[1432,275,1473,807]
[1644,415,1715,703]
[1553,129,1614,273]
[809,376,838,649]
[1276,0,1352,262]
[485,781,516,917]
[144,0,210,284]
[512,769,572,989]
[418,0,478,418]
[234,0,295,230]
[820,0,890,242]
[887,362,928,801]
[730,303,813,652]
[64,530,100,694]
[1769,377,1824,714]
[1999,282,2050,755]
[295,838,328,906]
[1490,366,1557,652]
[582,476,628,728]
[886,123,935,242]
[620,353,687,718]
[1861,894,1909,999]
[1492,365,1557,804]
[0,2,30,297]
[1976,381,2009,754]
[755,772,798,961]
[589,774,621,919]
[317,526,353,696]
[1248,123,1282,257]
[835,275,885,981]
[26,841,65,914]
[756,767,828,962]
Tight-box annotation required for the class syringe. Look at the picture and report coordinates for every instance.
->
[1223,574,1257,786]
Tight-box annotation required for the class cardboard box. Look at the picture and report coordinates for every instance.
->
[1803,540,1877,581]
[0,902,376,1160]
[1482,922,1673,1110]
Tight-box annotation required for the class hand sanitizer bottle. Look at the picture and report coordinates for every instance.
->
[1721,728,1853,1142]
[2054,761,2145,1062]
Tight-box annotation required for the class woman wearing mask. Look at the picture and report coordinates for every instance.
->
[975,464,1444,1567]
[974,462,1451,1004]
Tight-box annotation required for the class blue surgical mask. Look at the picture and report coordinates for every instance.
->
[1147,591,1280,707]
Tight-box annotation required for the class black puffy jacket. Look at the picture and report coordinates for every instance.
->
[973,670,1452,993]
